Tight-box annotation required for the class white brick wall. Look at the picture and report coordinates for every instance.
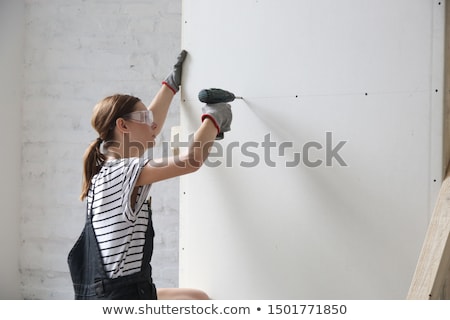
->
[0,0,23,299]
[20,0,182,299]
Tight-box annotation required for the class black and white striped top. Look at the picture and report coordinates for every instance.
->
[87,158,152,279]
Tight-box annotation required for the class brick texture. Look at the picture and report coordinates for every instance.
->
[21,0,182,299]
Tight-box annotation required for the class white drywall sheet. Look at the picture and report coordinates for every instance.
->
[179,0,445,299]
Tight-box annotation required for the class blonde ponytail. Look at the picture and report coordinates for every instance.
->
[80,138,105,200]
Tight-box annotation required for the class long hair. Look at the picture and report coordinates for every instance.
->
[80,94,141,200]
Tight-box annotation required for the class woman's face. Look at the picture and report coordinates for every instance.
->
[124,101,158,153]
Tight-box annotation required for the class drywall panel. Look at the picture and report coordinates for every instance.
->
[180,0,444,299]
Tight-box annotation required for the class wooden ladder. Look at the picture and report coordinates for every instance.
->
[407,169,450,299]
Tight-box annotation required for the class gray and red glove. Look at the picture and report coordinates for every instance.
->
[162,50,187,94]
[201,103,232,140]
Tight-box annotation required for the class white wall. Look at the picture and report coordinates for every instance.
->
[180,0,445,299]
[17,0,182,299]
[0,0,24,299]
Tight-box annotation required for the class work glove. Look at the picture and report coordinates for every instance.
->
[162,50,187,94]
[201,103,233,140]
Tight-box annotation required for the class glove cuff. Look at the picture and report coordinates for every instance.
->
[201,114,220,134]
[162,81,177,94]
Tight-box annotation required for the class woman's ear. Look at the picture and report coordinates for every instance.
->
[115,118,129,133]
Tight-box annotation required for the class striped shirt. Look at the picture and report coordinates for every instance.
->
[87,157,152,279]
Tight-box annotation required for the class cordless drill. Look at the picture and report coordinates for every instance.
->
[198,88,242,139]
[198,88,243,104]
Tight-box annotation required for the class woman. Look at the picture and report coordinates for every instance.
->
[67,50,232,299]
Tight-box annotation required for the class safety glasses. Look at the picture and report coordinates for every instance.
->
[123,110,153,126]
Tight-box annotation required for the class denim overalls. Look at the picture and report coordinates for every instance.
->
[67,198,157,300]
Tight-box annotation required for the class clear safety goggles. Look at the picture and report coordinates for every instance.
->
[123,110,153,126]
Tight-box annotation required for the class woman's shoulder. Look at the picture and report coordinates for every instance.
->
[105,157,148,168]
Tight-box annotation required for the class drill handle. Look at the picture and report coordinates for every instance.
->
[216,132,224,140]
